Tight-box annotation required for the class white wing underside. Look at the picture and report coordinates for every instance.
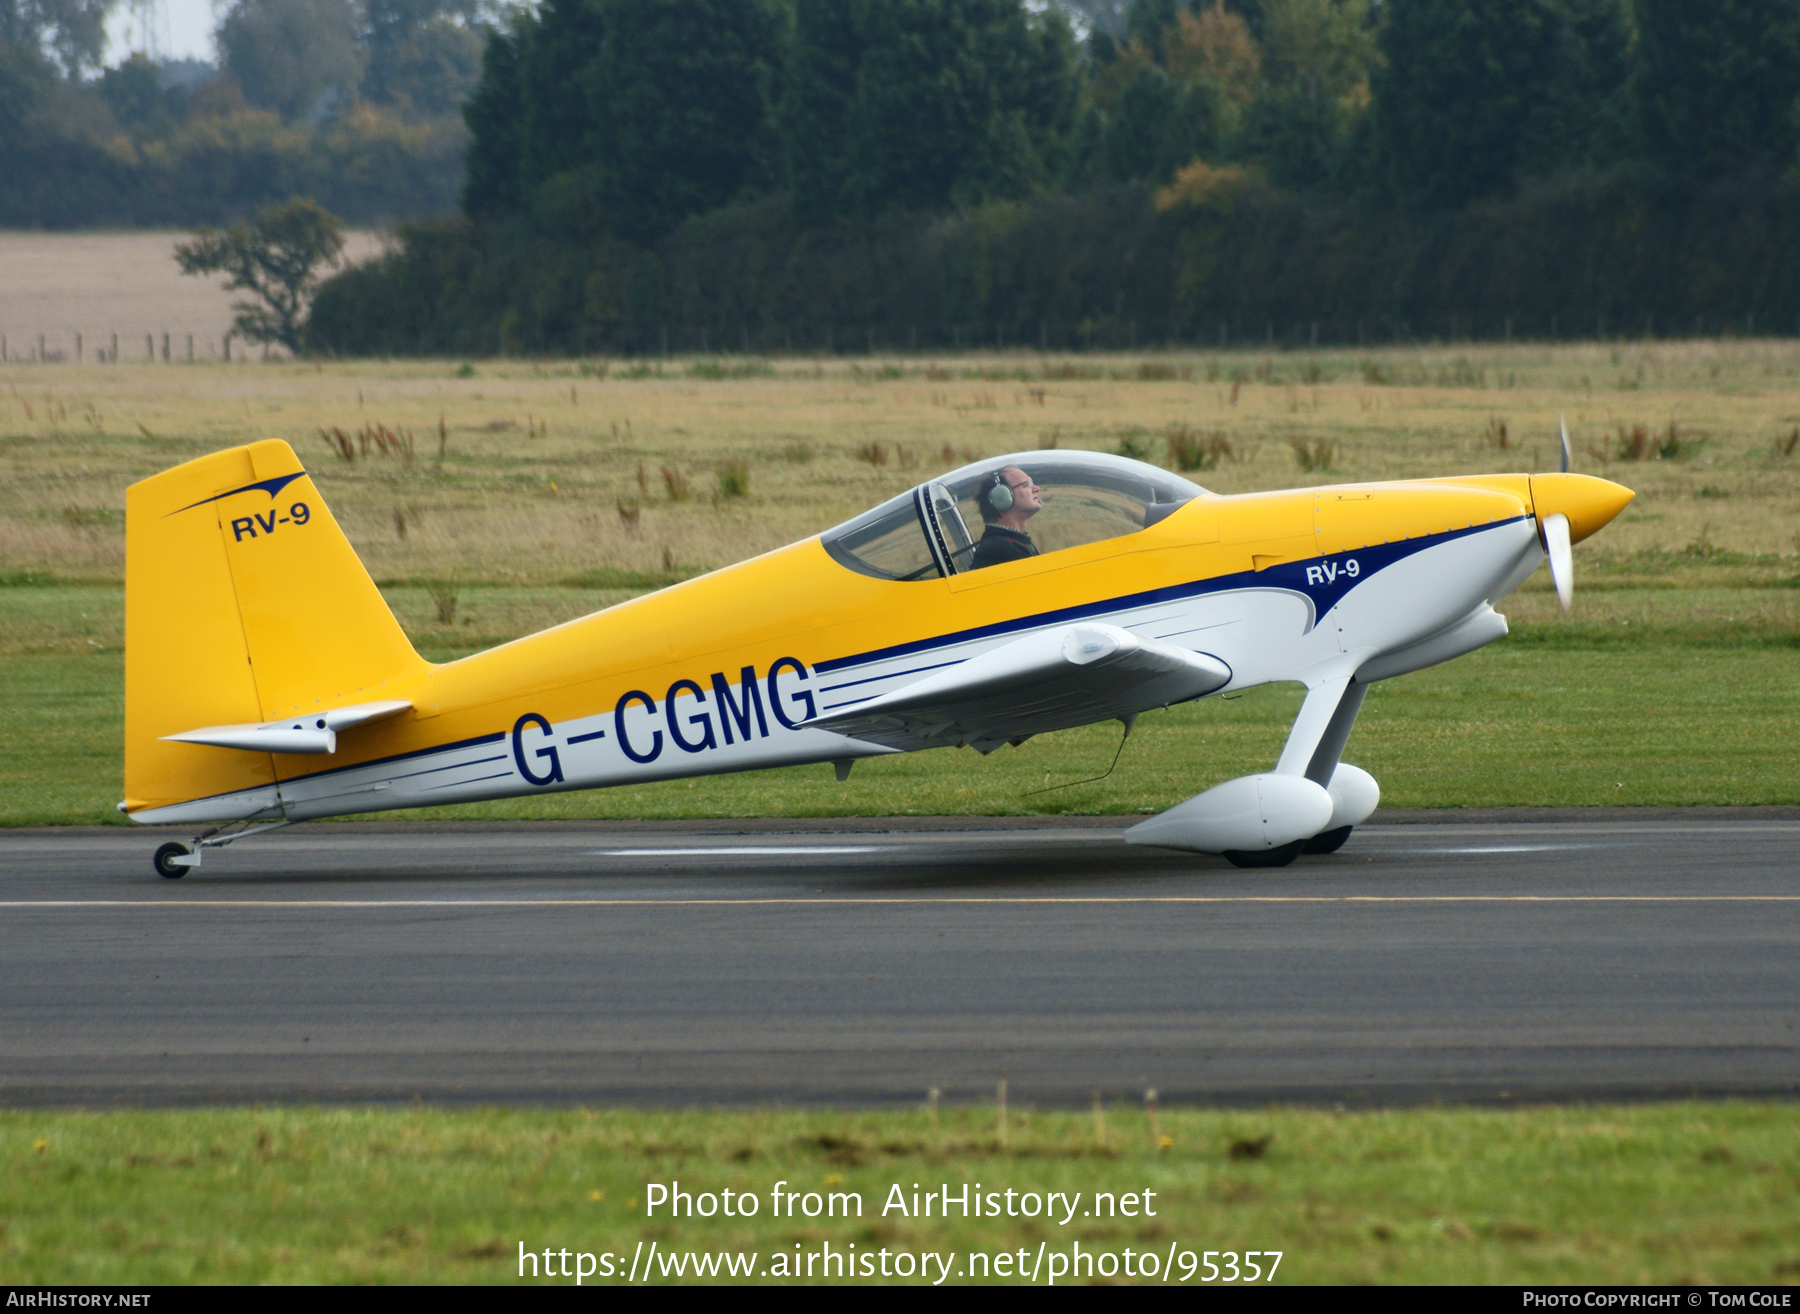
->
[812,623,1230,754]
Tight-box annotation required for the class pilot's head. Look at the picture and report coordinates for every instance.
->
[980,466,1042,526]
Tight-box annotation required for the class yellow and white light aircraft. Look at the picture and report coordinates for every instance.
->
[123,436,1631,877]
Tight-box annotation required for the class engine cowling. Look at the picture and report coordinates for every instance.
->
[1124,773,1334,854]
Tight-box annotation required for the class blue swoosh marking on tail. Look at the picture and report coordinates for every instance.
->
[168,472,307,516]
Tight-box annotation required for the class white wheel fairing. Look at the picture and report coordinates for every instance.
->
[1324,763,1380,830]
[1124,773,1334,854]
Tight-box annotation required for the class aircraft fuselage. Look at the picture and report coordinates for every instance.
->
[132,467,1624,827]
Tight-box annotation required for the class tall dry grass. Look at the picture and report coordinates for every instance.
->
[2,340,1799,587]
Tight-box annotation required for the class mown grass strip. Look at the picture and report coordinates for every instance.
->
[3,630,1797,826]
[2,1103,1795,1284]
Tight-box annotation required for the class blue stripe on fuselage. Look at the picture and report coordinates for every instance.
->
[813,517,1527,676]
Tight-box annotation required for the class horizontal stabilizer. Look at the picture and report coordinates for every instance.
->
[163,700,413,756]
[812,623,1229,753]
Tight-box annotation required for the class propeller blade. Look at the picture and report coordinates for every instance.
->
[1558,416,1571,473]
[1543,511,1573,612]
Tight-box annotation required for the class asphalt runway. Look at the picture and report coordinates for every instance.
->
[2,813,1797,1108]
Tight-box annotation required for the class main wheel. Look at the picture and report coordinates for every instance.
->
[1222,839,1306,869]
[1303,825,1354,855]
[153,842,191,880]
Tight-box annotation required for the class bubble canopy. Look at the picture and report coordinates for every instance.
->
[821,450,1207,582]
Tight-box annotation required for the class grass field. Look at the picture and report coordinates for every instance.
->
[4,1103,1796,1284]
[0,231,388,362]
[4,340,1800,587]
[1,343,1796,823]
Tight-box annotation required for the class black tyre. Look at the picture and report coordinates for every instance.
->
[1303,825,1354,855]
[153,842,190,880]
[1222,839,1306,869]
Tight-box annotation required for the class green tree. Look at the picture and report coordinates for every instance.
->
[0,32,52,121]
[1234,0,1376,189]
[1368,0,1632,207]
[1124,0,1181,57]
[579,0,783,242]
[174,199,348,352]
[460,9,529,217]
[98,51,180,134]
[216,0,365,121]
[1518,0,1632,177]
[461,0,779,241]
[783,0,862,222]
[1083,0,1256,185]
[1256,0,1373,104]
[1050,0,1131,37]
[1636,0,1800,178]
[515,0,607,197]
[0,0,118,76]
[784,0,1081,220]
[1102,62,1223,183]
[363,0,487,118]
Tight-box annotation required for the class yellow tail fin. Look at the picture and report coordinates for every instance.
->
[123,440,429,814]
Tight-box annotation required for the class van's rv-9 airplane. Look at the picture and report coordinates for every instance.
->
[123,437,1632,878]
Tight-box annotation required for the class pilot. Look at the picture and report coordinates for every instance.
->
[969,466,1042,570]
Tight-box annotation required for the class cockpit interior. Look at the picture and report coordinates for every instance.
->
[822,450,1206,581]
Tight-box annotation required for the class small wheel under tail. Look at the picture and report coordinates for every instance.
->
[1303,825,1354,855]
[1222,839,1306,869]
[153,842,192,880]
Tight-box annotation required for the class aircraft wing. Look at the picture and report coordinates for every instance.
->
[812,623,1229,754]
[162,700,413,755]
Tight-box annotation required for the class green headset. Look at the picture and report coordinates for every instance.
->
[984,470,1020,513]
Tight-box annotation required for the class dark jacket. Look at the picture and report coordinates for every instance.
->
[969,523,1038,571]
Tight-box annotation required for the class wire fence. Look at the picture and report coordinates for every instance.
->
[0,330,257,365]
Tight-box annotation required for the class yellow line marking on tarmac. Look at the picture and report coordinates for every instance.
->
[1,896,1797,909]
